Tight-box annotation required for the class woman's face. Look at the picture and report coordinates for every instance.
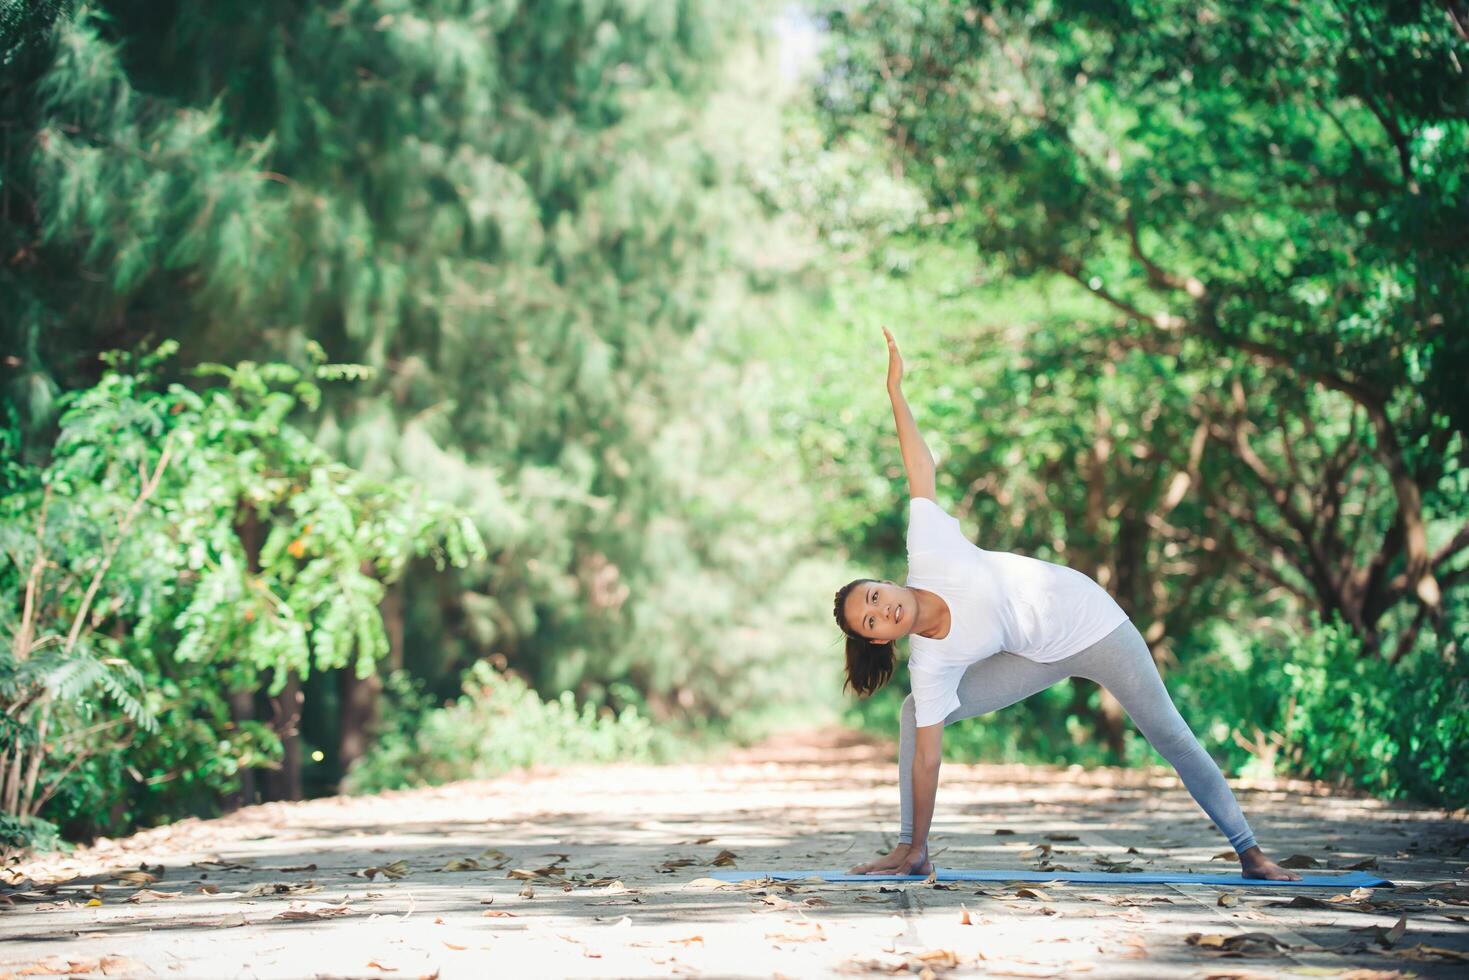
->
[843,580,913,643]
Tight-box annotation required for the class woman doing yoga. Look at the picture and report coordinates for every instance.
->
[835,328,1301,881]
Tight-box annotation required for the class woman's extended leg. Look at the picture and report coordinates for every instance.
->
[897,653,1069,844]
[1063,620,1259,854]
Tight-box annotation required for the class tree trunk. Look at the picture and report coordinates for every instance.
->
[336,669,381,785]
[222,688,256,811]
[262,672,303,802]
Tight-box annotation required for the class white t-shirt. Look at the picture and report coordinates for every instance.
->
[905,497,1129,727]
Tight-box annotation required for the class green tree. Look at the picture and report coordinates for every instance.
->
[1,344,484,843]
[811,0,1469,658]
[2,0,827,801]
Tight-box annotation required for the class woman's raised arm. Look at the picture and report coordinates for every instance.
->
[884,327,936,501]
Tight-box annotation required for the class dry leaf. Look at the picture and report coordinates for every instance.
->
[442,941,467,951]
[482,909,517,917]
[442,858,486,872]
[765,921,825,943]
[1349,913,1407,948]
[656,857,699,873]
[1184,932,1289,956]
[124,889,182,903]
[1341,857,1379,870]
[519,882,535,899]
[690,836,715,844]
[915,949,962,967]
[960,903,972,925]
[994,828,1016,835]
[710,849,739,867]
[352,860,409,881]
[1396,943,1469,963]
[1045,833,1079,841]
[1014,887,1051,901]
[193,859,251,871]
[685,877,728,890]
[1210,850,1237,861]
[1277,854,1321,869]
[199,884,220,895]
[273,903,351,921]
[1217,892,1238,907]
[245,881,321,897]
[669,936,705,947]
[366,960,396,971]
[109,870,158,886]
[86,897,103,907]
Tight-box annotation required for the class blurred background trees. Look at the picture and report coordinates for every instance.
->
[2,0,1465,856]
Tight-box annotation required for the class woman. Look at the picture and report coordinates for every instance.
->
[835,327,1301,881]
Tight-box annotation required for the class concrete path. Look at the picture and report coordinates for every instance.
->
[3,728,1467,978]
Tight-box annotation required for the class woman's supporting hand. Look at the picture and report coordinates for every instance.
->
[883,326,903,392]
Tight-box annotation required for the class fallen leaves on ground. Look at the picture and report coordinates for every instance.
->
[1091,856,1142,873]
[710,849,738,867]
[365,959,396,971]
[1013,887,1051,901]
[192,859,251,872]
[959,903,972,925]
[441,857,488,872]
[3,955,144,977]
[1276,854,1321,869]
[1118,934,1148,959]
[1217,892,1238,907]
[764,919,826,944]
[1044,833,1079,841]
[351,860,409,881]
[108,870,157,886]
[272,902,352,921]
[1395,943,1469,963]
[1185,932,1290,957]
[244,880,321,897]
[124,888,182,903]
[1348,914,1407,949]
[655,857,699,874]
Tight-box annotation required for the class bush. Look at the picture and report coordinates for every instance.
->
[1278,614,1469,807]
[342,663,669,794]
[1171,608,1469,809]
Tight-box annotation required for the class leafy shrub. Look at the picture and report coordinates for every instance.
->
[342,663,668,794]
[1172,608,1469,808]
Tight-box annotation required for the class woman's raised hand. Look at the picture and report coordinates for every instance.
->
[883,326,903,391]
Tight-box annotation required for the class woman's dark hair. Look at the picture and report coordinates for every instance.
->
[833,578,896,697]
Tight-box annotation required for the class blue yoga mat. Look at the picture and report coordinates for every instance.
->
[707,869,1393,888]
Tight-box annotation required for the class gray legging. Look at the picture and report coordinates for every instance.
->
[897,619,1259,854]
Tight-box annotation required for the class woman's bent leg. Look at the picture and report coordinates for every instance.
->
[898,653,1066,844]
[1067,621,1259,854]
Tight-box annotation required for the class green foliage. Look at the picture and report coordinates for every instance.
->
[0,813,64,861]
[1,346,484,836]
[343,662,667,795]
[1,0,830,741]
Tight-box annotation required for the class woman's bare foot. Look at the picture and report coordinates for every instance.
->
[1238,845,1303,881]
[851,843,931,876]
[849,843,911,875]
